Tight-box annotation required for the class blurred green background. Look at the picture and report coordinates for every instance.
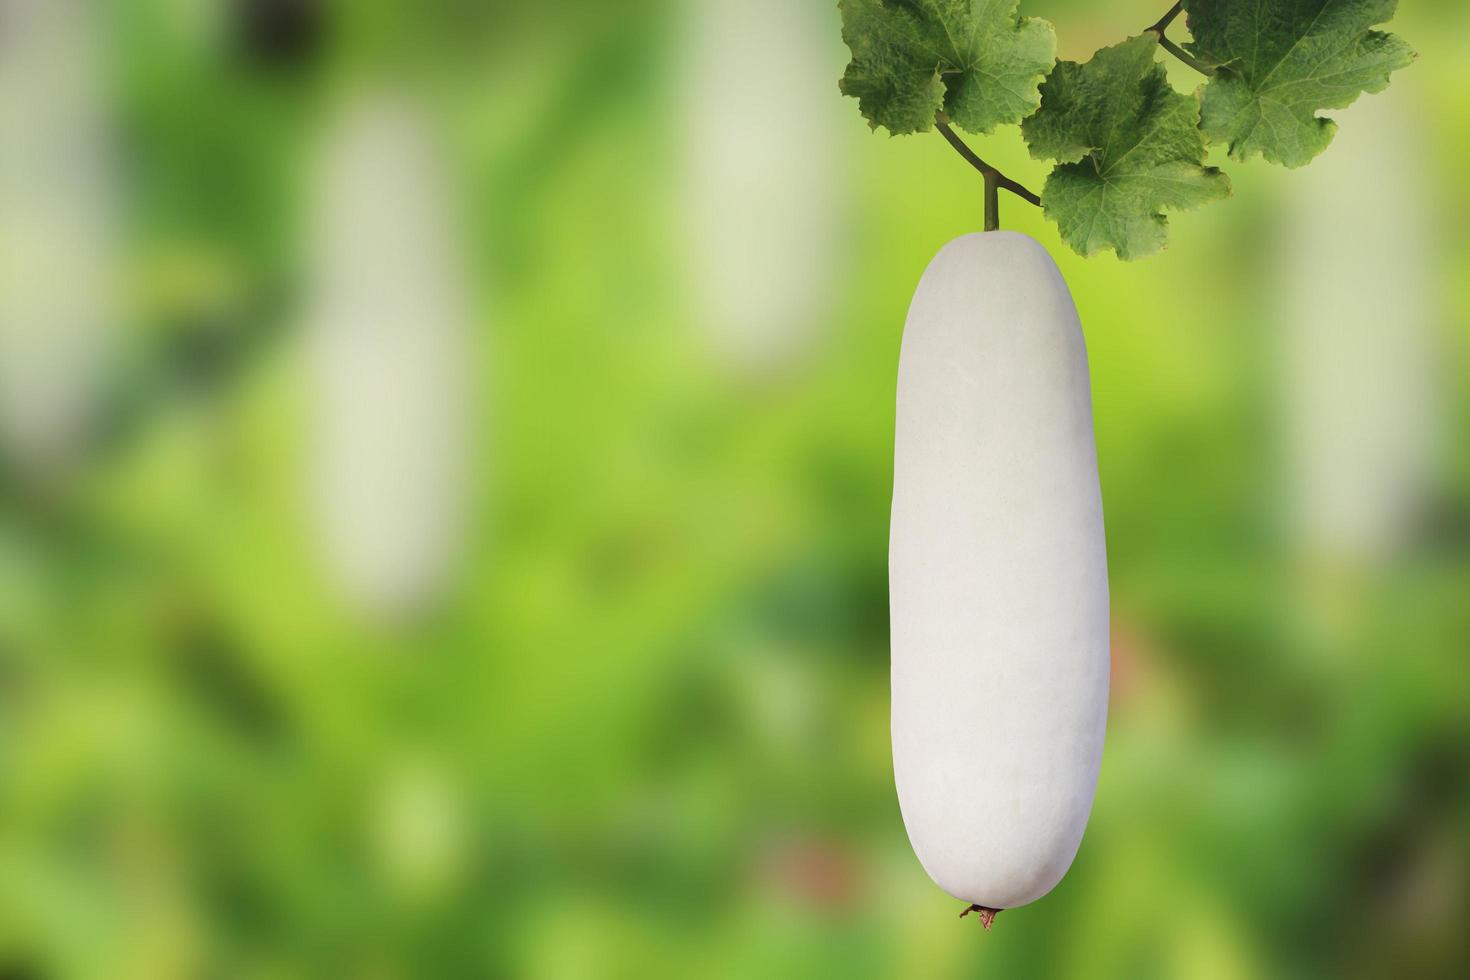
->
[1,0,1467,977]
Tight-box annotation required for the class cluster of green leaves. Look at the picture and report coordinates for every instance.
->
[838,0,1416,259]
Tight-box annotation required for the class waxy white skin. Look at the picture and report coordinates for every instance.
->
[890,232,1109,910]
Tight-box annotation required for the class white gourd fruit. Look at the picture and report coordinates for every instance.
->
[0,0,116,473]
[889,232,1109,914]
[305,91,472,622]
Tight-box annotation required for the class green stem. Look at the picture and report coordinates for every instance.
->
[1155,34,1215,75]
[1146,1,1184,35]
[933,114,1041,232]
[983,171,999,232]
[1146,2,1216,76]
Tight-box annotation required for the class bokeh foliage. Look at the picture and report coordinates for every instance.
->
[1,0,1468,977]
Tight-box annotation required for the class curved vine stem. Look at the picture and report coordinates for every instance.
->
[1146,1,1185,35]
[1146,1,1216,76]
[933,113,1040,233]
[1156,34,1215,75]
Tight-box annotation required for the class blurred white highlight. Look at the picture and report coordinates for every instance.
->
[679,0,842,374]
[305,90,473,622]
[1276,88,1441,565]
[0,0,117,473]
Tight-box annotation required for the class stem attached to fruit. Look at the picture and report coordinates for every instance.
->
[1146,2,1216,76]
[983,171,1000,232]
[934,114,1040,232]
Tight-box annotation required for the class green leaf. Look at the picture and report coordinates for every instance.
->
[1184,0,1415,167]
[1022,35,1230,261]
[838,0,1055,136]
